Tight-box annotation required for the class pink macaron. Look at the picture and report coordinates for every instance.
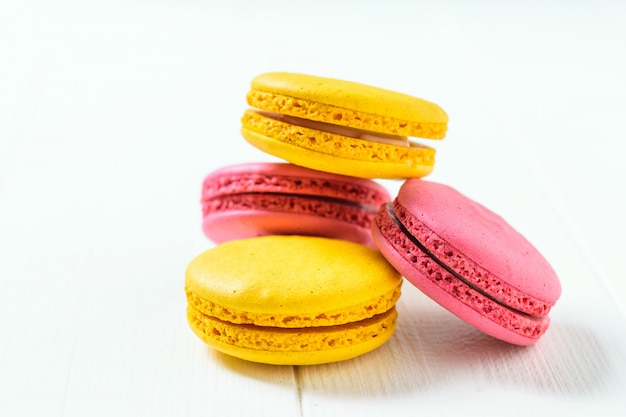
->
[371,179,561,345]
[201,162,391,248]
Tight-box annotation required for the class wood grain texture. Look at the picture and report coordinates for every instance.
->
[299,283,626,416]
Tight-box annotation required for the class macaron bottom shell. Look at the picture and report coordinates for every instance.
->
[202,199,379,248]
[241,126,434,179]
[188,305,398,365]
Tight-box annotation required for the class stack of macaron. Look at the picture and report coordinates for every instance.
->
[185,72,561,365]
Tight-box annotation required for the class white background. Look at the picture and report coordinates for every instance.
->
[1,1,625,416]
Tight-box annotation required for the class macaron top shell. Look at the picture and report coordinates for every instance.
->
[247,72,448,139]
[202,162,390,207]
[396,180,561,305]
[185,235,402,327]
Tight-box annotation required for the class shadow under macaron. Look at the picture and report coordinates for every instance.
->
[295,285,612,399]
[215,283,612,400]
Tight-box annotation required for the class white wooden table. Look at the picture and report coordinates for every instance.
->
[2,1,625,416]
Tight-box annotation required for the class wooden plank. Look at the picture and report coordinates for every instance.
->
[298,278,626,416]
[0,237,302,417]
[2,2,626,417]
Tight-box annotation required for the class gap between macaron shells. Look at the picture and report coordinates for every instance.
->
[384,202,550,321]
[253,110,418,148]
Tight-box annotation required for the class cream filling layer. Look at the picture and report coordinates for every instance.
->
[254,110,411,147]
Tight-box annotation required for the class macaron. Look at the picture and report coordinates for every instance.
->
[371,179,561,345]
[185,235,403,365]
[241,72,448,179]
[201,162,391,248]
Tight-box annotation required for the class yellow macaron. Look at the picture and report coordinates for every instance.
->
[241,72,448,179]
[185,235,402,365]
